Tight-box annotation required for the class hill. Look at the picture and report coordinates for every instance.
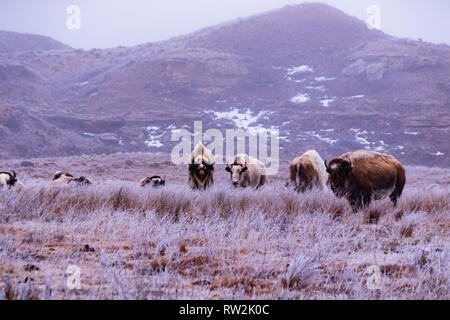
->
[0,3,449,166]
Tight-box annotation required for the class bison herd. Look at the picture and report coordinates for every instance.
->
[0,143,406,212]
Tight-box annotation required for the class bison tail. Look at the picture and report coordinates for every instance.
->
[395,165,406,198]
[390,164,406,206]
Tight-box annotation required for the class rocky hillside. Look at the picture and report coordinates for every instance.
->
[0,3,449,166]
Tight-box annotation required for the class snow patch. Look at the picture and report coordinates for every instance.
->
[374,140,388,152]
[404,129,420,135]
[207,108,270,130]
[287,65,313,75]
[305,85,326,92]
[320,99,334,107]
[350,128,372,146]
[291,93,310,104]
[145,126,164,148]
[431,151,444,156]
[306,131,337,145]
[315,76,335,82]
[348,95,365,99]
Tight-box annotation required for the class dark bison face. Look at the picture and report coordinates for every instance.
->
[149,176,165,187]
[225,164,248,188]
[10,170,17,186]
[3,170,17,187]
[324,159,353,197]
[75,176,92,186]
[189,160,214,179]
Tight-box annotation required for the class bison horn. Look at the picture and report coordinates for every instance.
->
[344,159,353,174]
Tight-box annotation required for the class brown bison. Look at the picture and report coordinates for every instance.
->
[188,143,215,190]
[50,171,92,188]
[226,154,269,189]
[139,175,166,187]
[285,150,327,192]
[325,150,406,212]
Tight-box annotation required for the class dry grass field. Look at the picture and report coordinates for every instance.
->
[0,153,448,299]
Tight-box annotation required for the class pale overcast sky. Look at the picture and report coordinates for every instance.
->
[0,0,449,49]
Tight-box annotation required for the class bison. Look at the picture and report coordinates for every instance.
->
[50,171,92,188]
[325,150,406,212]
[226,154,269,189]
[285,150,327,192]
[139,175,166,187]
[188,143,215,190]
[0,170,23,191]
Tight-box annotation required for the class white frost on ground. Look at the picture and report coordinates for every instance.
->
[348,95,365,99]
[431,151,445,156]
[145,126,164,148]
[291,93,310,104]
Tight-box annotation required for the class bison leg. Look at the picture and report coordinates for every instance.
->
[389,191,399,207]
[349,196,362,213]
[362,193,372,208]
[349,194,370,213]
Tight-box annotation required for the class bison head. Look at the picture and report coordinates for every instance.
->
[189,160,214,179]
[74,176,92,186]
[149,176,165,187]
[225,163,248,188]
[324,159,353,197]
[6,170,17,187]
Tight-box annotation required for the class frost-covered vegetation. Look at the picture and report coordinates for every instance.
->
[0,154,448,300]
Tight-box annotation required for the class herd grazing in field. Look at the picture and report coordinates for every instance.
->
[0,142,406,212]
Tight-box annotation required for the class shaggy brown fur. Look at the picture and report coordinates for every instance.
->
[325,150,406,212]
[286,151,329,192]
[50,174,91,188]
[286,158,319,192]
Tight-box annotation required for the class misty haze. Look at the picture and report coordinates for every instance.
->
[0,1,448,302]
